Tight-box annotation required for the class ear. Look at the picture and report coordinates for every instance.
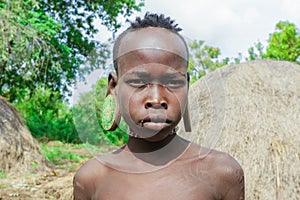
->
[106,72,118,97]
[102,72,120,131]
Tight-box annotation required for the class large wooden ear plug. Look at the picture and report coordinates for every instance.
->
[101,94,120,131]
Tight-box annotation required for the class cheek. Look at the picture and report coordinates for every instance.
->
[116,85,127,112]
[171,90,188,115]
[116,85,141,119]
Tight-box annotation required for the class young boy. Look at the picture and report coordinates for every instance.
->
[73,13,244,200]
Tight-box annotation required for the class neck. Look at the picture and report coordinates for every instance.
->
[126,132,177,153]
[124,133,191,166]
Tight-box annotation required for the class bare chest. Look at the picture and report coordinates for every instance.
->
[93,167,217,200]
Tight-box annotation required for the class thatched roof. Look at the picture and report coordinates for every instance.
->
[0,96,49,175]
[179,60,300,199]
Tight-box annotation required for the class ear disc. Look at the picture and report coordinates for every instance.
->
[101,94,120,131]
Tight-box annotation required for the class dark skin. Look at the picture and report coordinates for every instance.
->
[73,27,244,200]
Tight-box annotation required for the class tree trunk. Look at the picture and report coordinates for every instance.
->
[0,96,49,175]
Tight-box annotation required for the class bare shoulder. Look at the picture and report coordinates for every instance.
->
[73,158,109,200]
[208,148,245,199]
[186,144,244,199]
[211,150,244,181]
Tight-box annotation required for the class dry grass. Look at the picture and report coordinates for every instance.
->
[179,60,300,199]
[0,97,49,175]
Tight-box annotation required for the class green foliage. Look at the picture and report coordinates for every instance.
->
[40,142,85,165]
[14,87,80,143]
[38,0,144,34]
[265,21,300,63]
[71,89,110,145]
[34,0,144,92]
[13,81,126,145]
[0,0,62,102]
[247,42,264,61]
[72,77,128,146]
[40,142,109,169]
[0,0,144,103]
[95,78,129,146]
[188,40,230,83]
[31,161,38,170]
[247,21,300,64]
[0,169,8,179]
[1,0,143,145]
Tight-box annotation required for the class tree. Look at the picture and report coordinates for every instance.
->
[0,0,144,102]
[188,40,230,83]
[0,0,62,101]
[35,0,144,88]
[247,21,300,64]
[0,0,143,144]
[14,87,79,143]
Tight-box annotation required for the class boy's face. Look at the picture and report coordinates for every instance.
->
[113,27,188,141]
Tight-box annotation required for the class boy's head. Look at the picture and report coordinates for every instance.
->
[113,12,189,74]
[108,13,190,141]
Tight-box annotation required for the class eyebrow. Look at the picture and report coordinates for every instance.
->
[125,71,186,79]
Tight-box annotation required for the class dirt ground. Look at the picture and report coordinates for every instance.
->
[0,167,76,200]
[0,143,107,200]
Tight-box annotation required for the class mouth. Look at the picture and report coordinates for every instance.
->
[137,117,172,130]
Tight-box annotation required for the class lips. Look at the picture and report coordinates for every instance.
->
[140,115,172,123]
[138,116,172,130]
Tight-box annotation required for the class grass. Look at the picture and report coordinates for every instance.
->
[0,169,8,179]
[40,141,109,167]
[41,144,77,165]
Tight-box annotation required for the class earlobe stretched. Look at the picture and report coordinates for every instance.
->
[102,72,120,131]
[183,100,191,132]
[187,72,190,83]
[106,72,118,96]
[184,72,191,132]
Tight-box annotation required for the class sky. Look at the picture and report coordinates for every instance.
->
[134,0,300,59]
[72,0,300,104]
[95,0,300,59]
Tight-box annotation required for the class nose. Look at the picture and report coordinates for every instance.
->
[144,83,168,109]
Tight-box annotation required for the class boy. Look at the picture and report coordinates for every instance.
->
[73,13,244,200]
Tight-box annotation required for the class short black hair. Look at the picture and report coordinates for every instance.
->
[130,12,182,32]
[113,12,189,72]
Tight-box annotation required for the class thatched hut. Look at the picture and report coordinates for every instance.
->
[0,96,48,175]
[179,60,300,199]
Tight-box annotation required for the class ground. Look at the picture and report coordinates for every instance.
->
[0,141,113,200]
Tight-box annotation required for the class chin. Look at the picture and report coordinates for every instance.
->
[136,126,175,141]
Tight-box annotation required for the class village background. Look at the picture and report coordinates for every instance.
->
[0,0,299,199]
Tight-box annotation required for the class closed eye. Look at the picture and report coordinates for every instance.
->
[126,79,149,88]
[162,79,186,88]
